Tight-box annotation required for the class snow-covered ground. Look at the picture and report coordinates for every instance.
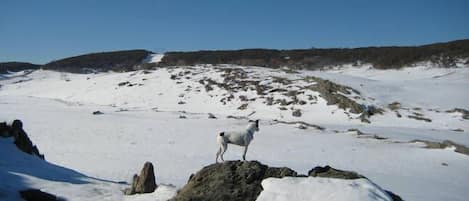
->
[257,177,393,201]
[1,64,468,201]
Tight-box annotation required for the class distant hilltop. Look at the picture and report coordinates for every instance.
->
[42,49,152,73]
[160,39,469,69]
[1,39,468,73]
[0,62,40,74]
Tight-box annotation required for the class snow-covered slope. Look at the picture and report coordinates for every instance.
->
[257,177,393,201]
[1,65,467,142]
[0,135,177,201]
[0,137,119,201]
[0,64,468,201]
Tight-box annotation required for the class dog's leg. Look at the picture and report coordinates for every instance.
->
[242,145,249,161]
[216,146,222,163]
[220,142,227,162]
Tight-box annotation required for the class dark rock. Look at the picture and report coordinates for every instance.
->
[118,81,130,86]
[20,189,60,201]
[170,160,297,201]
[0,122,11,137]
[238,103,248,110]
[388,102,401,110]
[12,119,23,130]
[92,111,104,115]
[9,120,44,159]
[298,124,308,129]
[239,95,248,101]
[308,165,365,180]
[208,113,217,119]
[292,109,302,117]
[407,115,432,122]
[125,162,157,195]
[385,190,404,201]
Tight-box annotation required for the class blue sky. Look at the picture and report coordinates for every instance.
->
[1,0,468,64]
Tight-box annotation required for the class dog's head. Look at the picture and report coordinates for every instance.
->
[249,119,260,131]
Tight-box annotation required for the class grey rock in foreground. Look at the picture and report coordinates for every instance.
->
[170,160,297,201]
[171,161,403,201]
[125,162,157,195]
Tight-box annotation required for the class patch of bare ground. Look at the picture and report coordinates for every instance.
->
[446,108,469,120]
[272,120,325,131]
[411,140,469,156]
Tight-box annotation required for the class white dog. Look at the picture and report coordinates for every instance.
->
[216,120,260,163]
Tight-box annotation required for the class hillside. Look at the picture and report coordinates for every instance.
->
[4,40,468,74]
[0,62,40,74]
[159,39,469,69]
[0,63,468,201]
[42,50,153,73]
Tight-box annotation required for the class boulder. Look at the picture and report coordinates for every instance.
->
[0,122,11,137]
[20,189,60,201]
[172,161,403,201]
[170,160,297,201]
[125,162,157,195]
[292,109,302,117]
[308,165,365,179]
[4,120,45,159]
[208,113,217,119]
[92,111,104,115]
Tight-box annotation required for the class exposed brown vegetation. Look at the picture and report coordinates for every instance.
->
[42,50,152,73]
[159,39,469,69]
[0,62,40,73]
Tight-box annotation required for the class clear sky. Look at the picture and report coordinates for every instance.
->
[1,0,468,64]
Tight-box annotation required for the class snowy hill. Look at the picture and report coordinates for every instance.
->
[0,62,468,201]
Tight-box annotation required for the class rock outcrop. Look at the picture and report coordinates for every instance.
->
[308,165,365,179]
[0,120,44,159]
[125,162,157,195]
[171,161,403,201]
[20,189,61,201]
[170,160,297,201]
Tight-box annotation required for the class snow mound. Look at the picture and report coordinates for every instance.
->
[257,177,393,201]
